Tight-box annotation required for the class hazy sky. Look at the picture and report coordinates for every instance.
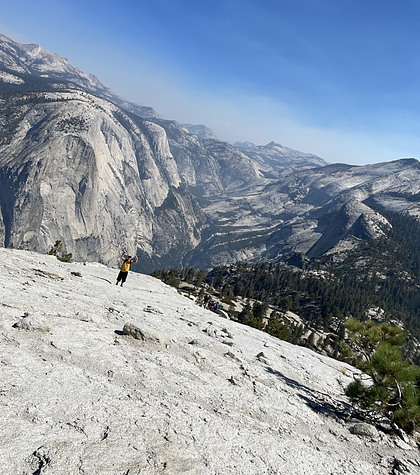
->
[2,0,420,164]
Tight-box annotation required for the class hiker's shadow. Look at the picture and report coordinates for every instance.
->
[265,366,353,421]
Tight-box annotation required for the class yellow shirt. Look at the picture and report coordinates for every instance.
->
[120,260,131,272]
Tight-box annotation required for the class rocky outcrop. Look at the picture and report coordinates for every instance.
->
[306,199,390,258]
[151,118,261,194]
[122,322,161,343]
[181,123,218,140]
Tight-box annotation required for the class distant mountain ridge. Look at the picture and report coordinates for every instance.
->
[0,33,420,273]
[0,33,159,119]
[234,140,328,177]
[187,157,420,268]
[181,123,218,140]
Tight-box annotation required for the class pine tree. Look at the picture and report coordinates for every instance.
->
[48,240,63,257]
[48,240,72,262]
[345,318,420,433]
[195,269,207,286]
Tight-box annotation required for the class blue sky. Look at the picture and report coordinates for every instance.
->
[2,0,420,164]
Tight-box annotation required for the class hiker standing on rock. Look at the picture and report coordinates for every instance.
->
[116,250,138,287]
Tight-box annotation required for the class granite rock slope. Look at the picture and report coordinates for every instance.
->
[0,248,419,474]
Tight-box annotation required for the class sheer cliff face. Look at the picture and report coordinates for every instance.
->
[0,89,204,269]
[0,85,264,269]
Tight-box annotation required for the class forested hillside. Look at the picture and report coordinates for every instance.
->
[153,209,420,363]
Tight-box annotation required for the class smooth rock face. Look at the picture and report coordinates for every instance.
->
[1,248,419,474]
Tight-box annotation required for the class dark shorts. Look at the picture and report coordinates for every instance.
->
[117,271,128,283]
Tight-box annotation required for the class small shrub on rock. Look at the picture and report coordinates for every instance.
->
[48,240,72,263]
